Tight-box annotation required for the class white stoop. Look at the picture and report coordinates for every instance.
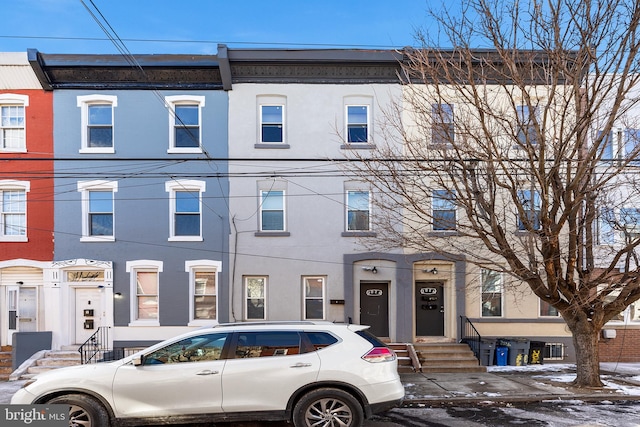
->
[18,346,82,380]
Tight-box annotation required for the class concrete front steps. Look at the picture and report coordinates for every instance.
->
[20,346,82,379]
[0,346,13,381]
[390,342,486,373]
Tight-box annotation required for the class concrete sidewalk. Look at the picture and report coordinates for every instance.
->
[0,364,638,406]
[401,364,640,405]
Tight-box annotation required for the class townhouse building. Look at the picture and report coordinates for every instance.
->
[27,50,231,350]
[225,49,405,336]
[7,45,637,363]
[0,52,54,347]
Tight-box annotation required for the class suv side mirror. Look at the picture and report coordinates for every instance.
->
[132,356,143,366]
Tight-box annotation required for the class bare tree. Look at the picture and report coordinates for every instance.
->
[348,0,640,387]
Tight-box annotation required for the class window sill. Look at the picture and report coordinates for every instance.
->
[427,231,459,237]
[340,143,375,150]
[80,236,115,242]
[0,148,27,153]
[168,236,204,242]
[79,148,115,154]
[0,236,28,242]
[255,143,290,149]
[188,319,218,327]
[341,231,376,237]
[254,231,290,237]
[128,320,160,327]
[167,148,203,154]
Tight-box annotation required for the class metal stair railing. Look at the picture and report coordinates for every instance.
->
[79,326,110,364]
[459,315,482,361]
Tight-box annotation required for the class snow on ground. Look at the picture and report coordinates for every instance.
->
[488,362,640,396]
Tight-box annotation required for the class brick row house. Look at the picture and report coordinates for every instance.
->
[0,52,54,346]
[0,46,637,363]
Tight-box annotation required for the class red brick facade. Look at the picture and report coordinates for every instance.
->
[0,89,54,261]
[599,328,640,362]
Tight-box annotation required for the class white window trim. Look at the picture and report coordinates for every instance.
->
[0,180,30,242]
[126,260,163,326]
[345,104,370,144]
[345,189,372,232]
[538,299,560,317]
[77,95,117,154]
[0,94,28,153]
[259,189,286,232]
[165,95,205,154]
[303,276,326,320]
[165,180,205,241]
[480,269,503,318]
[255,95,289,148]
[77,180,118,242]
[244,276,267,321]
[186,260,222,326]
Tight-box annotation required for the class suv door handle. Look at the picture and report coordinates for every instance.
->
[290,363,312,368]
[196,370,219,375]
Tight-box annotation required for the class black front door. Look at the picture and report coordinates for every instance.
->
[415,281,444,336]
[360,282,389,338]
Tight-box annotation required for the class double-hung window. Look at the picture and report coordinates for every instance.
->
[346,190,371,231]
[166,180,205,241]
[539,300,559,317]
[166,95,205,153]
[261,105,284,143]
[126,260,162,326]
[78,181,117,242]
[517,189,541,231]
[186,260,221,325]
[481,269,502,317]
[0,180,29,241]
[0,94,28,152]
[620,207,640,241]
[77,95,117,153]
[259,190,285,232]
[516,105,539,146]
[432,190,456,231]
[431,103,454,145]
[245,276,266,320]
[303,276,325,320]
[346,105,369,143]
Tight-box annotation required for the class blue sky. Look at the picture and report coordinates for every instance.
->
[1,0,431,54]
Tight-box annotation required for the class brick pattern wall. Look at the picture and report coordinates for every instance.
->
[599,329,640,362]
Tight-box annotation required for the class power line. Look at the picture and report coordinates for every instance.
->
[0,34,411,50]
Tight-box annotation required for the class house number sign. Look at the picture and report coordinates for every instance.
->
[420,287,438,295]
[366,289,384,297]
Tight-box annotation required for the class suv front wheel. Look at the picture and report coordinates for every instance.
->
[293,387,364,427]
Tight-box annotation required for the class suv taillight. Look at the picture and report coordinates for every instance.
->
[362,347,396,363]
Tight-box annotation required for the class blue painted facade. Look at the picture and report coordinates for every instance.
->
[52,88,229,347]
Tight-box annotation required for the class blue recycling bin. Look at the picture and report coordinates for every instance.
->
[495,346,508,366]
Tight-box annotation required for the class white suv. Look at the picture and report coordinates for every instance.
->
[11,322,404,427]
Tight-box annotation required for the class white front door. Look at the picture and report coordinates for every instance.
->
[7,286,38,343]
[75,288,103,345]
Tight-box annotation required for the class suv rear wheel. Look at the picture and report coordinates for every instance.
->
[47,394,110,427]
[292,387,364,427]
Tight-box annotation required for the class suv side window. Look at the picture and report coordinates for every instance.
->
[143,333,228,365]
[234,331,302,358]
[304,331,339,351]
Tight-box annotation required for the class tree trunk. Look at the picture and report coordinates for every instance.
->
[569,319,604,388]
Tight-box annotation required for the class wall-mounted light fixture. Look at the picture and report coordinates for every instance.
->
[362,266,378,274]
[114,292,123,298]
[16,281,24,285]
[422,268,438,275]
